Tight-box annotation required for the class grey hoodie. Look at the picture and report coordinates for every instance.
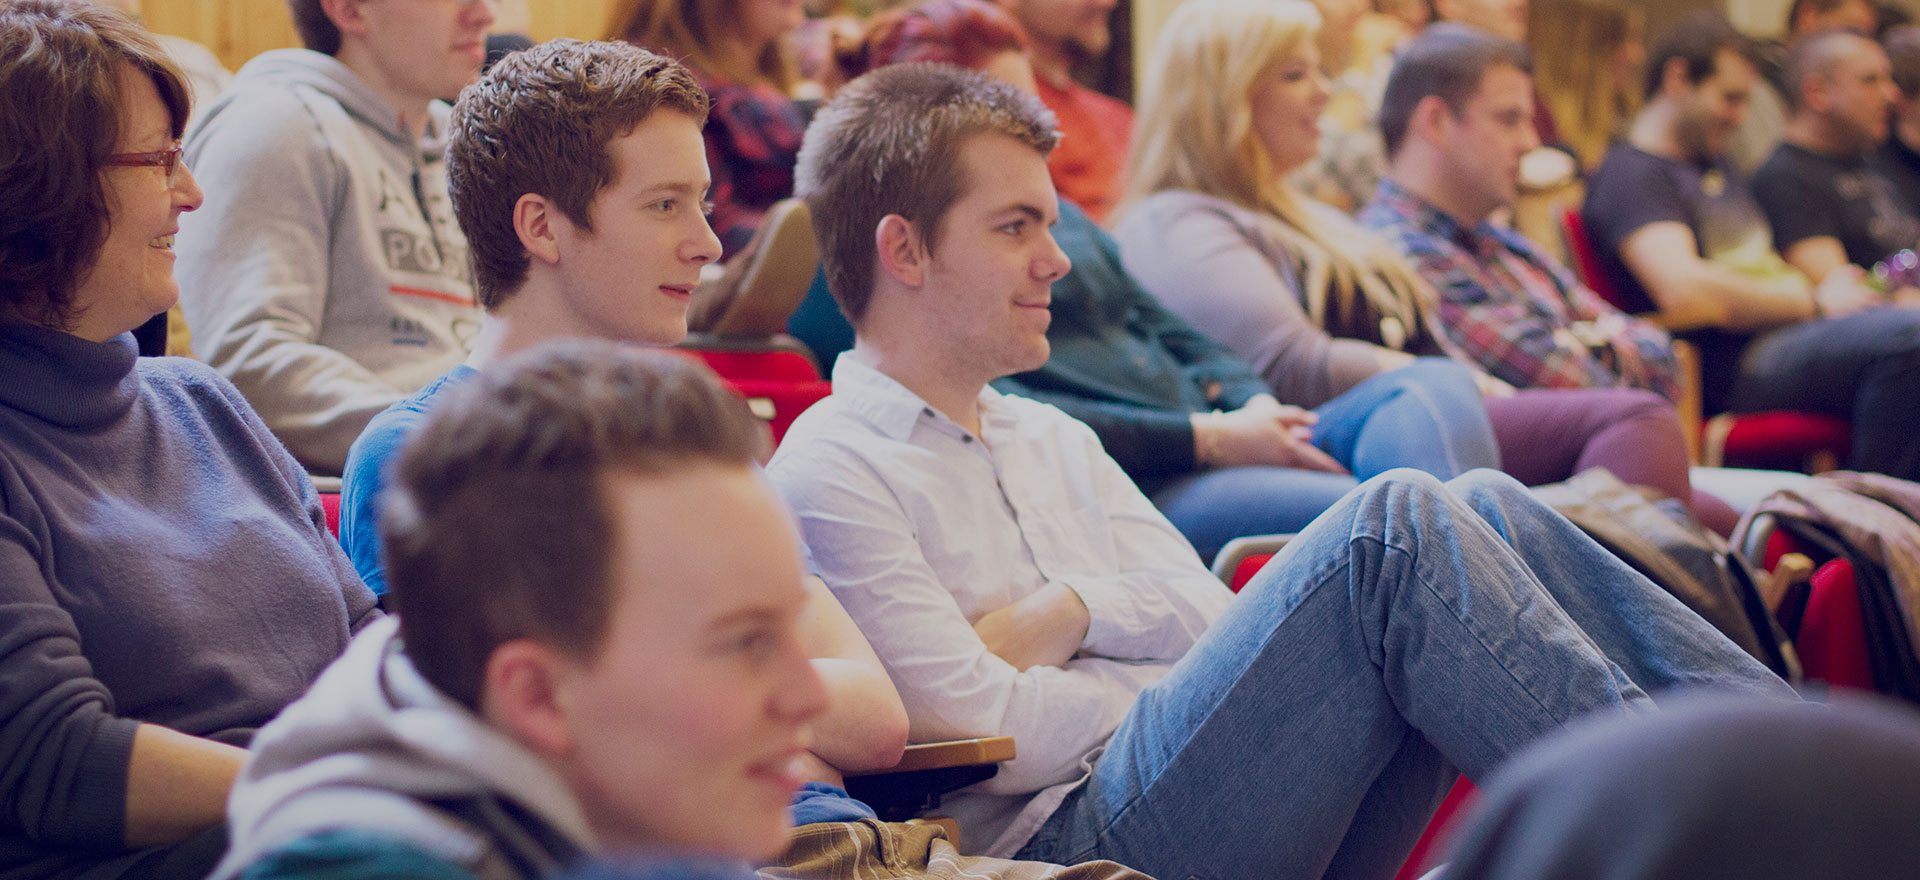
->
[213,618,597,880]
[177,49,480,476]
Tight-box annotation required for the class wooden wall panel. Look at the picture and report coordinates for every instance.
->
[139,0,623,73]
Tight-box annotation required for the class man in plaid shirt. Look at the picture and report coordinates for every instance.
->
[1356,29,1682,402]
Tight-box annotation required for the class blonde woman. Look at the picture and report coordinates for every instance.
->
[608,0,807,258]
[1115,0,1733,529]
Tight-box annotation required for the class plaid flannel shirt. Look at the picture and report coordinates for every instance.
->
[1359,180,1682,401]
[698,71,806,260]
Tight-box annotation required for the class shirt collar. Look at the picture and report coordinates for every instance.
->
[830,353,1006,443]
[1376,178,1470,246]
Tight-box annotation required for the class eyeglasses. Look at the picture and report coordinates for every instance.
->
[103,141,184,187]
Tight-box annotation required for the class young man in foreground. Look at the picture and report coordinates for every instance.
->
[769,61,1791,880]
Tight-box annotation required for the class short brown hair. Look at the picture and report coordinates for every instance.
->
[286,0,341,55]
[0,0,190,331]
[382,340,768,710]
[795,63,1057,325]
[1379,22,1533,157]
[1640,11,1757,102]
[448,39,708,309]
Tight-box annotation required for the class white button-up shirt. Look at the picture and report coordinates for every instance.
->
[768,355,1234,856]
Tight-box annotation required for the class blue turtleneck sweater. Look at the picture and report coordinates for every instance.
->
[0,322,378,876]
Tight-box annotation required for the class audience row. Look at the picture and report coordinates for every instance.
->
[7,0,1920,879]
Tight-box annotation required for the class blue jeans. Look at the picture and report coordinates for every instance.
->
[1730,306,1920,481]
[1148,359,1500,562]
[1016,469,1791,880]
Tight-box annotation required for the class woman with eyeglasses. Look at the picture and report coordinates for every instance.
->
[0,3,379,877]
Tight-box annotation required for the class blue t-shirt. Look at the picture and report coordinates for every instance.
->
[338,362,819,595]
[340,364,480,596]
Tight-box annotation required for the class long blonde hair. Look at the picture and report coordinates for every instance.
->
[1129,0,1429,345]
[1531,0,1641,170]
[605,0,795,90]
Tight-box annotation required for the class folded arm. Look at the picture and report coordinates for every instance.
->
[770,439,1228,794]
[1619,222,1817,332]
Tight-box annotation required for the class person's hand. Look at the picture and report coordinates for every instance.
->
[972,582,1090,671]
[1812,265,1882,318]
[1194,399,1347,473]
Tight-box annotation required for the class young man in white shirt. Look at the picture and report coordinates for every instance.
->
[768,62,1791,880]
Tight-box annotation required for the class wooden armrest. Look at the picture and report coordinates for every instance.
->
[1762,553,1815,613]
[842,737,1017,823]
[849,736,1016,777]
[1669,339,1703,464]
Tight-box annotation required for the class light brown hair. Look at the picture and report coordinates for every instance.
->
[0,0,189,331]
[794,62,1057,324]
[382,340,768,710]
[606,0,794,91]
[448,39,708,309]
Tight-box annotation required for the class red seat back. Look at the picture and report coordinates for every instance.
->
[1798,560,1876,690]
[320,491,341,538]
[1758,528,1875,691]
[1228,553,1274,592]
[1716,411,1852,469]
[1561,208,1627,309]
[671,345,831,447]
[687,347,822,383]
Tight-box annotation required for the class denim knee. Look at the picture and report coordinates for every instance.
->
[1443,467,1532,500]
[1358,466,1452,495]
[1394,357,1479,392]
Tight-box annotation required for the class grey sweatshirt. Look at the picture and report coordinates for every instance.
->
[177,49,480,476]
[214,618,599,880]
[0,320,378,878]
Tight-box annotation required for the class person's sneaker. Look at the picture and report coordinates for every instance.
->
[691,199,819,337]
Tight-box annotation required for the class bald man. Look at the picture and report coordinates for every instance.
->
[1752,28,1920,281]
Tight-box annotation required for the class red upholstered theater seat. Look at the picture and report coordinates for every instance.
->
[320,491,341,538]
[1229,553,1273,592]
[718,378,833,446]
[1797,560,1876,691]
[687,345,821,384]
[1760,528,1875,692]
[1703,410,1851,474]
[675,336,831,447]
